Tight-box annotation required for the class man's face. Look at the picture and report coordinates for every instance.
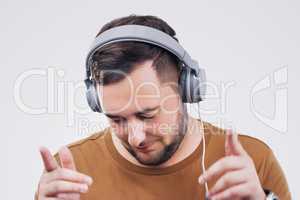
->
[98,60,187,166]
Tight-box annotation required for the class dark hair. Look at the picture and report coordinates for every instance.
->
[91,15,182,87]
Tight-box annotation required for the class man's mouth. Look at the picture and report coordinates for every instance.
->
[136,142,155,153]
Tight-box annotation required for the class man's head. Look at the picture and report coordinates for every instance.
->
[91,15,189,166]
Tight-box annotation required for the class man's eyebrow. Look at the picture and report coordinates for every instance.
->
[104,106,160,119]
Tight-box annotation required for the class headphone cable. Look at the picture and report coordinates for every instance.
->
[196,102,209,199]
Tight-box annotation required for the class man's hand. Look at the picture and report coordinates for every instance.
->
[198,130,266,200]
[37,146,93,200]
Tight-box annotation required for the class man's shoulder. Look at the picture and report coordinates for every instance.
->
[66,127,110,150]
[52,127,111,162]
[238,134,272,153]
[204,122,272,161]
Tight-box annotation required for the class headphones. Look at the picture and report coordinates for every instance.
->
[84,24,207,113]
[84,24,209,197]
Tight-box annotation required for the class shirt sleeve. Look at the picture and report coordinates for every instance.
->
[260,148,291,200]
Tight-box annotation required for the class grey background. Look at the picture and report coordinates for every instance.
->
[1,0,299,199]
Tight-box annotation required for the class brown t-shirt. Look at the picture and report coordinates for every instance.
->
[35,121,291,200]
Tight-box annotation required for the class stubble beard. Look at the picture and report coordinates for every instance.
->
[126,105,188,166]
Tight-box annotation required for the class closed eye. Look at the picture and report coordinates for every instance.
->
[111,118,126,124]
[138,115,154,119]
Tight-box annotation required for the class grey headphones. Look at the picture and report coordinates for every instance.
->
[84,24,207,113]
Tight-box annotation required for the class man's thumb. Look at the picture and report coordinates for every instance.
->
[225,129,238,156]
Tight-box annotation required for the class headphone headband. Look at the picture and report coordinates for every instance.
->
[85,24,201,80]
[84,24,207,112]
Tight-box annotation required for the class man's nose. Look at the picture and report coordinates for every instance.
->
[127,120,146,148]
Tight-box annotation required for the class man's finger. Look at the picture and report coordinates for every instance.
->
[59,146,76,170]
[57,192,80,199]
[209,182,250,199]
[43,180,88,196]
[198,156,244,184]
[225,130,234,156]
[225,129,247,156]
[43,168,93,185]
[39,146,59,172]
[208,169,247,196]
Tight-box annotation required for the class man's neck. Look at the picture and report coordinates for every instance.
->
[111,116,203,168]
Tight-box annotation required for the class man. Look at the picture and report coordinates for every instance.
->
[35,15,291,200]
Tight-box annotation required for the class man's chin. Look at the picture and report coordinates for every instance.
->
[126,134,184,166]
[134,148,176,166]
[134,149,163,166]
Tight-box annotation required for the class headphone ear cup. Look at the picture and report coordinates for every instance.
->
[190,73,203,102]
[85,79,102,112]
[179,68,189,103]
[179,66,206,103]
[194,67,207,102]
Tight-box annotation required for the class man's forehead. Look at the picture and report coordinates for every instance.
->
[99,86,180,119]
[98,63,162,115]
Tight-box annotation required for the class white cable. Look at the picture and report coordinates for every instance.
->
[197,103,209,196]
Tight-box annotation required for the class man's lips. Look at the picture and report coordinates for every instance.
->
[136,142,155,153]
